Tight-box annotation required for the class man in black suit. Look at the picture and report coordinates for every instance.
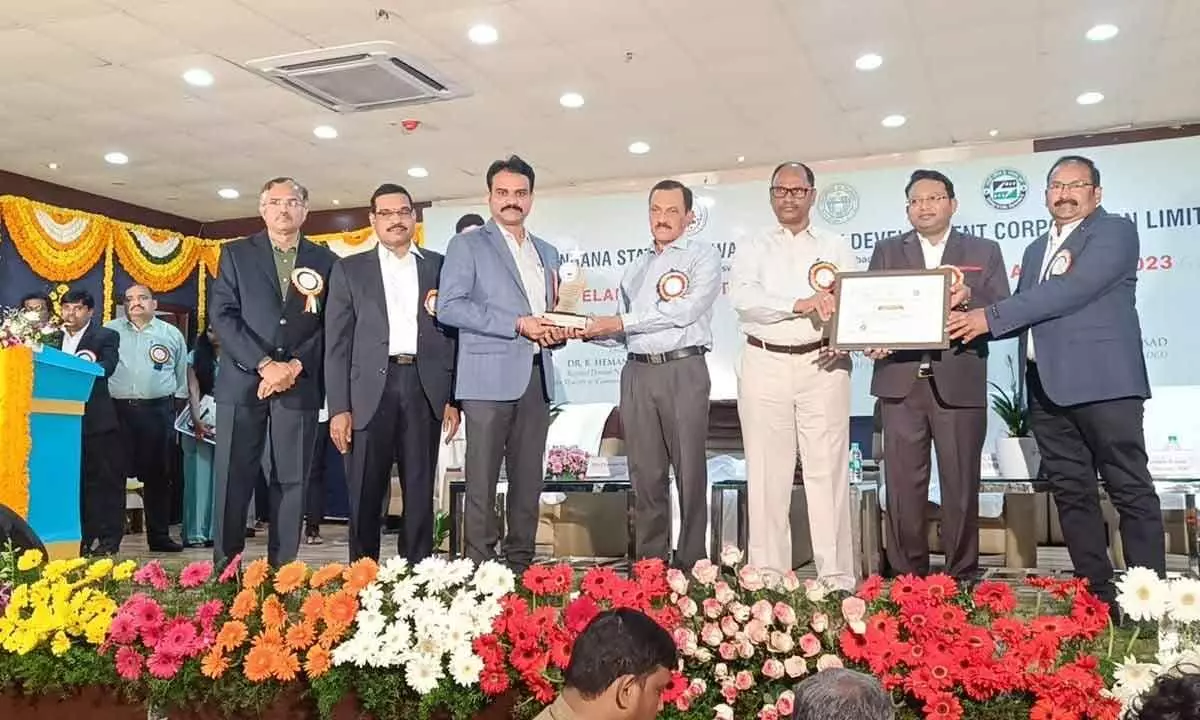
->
[210,177,337,567]
[325,184,459,562]
[59,289,123,556]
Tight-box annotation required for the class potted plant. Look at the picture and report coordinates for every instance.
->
[989,356,1040,479]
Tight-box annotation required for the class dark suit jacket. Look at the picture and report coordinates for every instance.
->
[869,229,1011,408]
[325,246,457,429]
[988,206,1149,407]
[210,231,337,410]
[72,324,120,435]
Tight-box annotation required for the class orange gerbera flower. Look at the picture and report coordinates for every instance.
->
[230,589,258,620]
[273,650,302,682]
[201,649,229,679]
[317,626,343,650]
[242,558,270,591]
[244,645,274,682]
[216,620,249,652]
[273,561,308,595]
[305,645,332,678]
[261,594,287,631]
[323,590,358,628]
[285,621,317,651]
[342,558,378,594]
[254,628,285,652]
[300,592,325,624]
[309,563,345,590]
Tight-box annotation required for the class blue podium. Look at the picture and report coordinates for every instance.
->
[28,346,103,559]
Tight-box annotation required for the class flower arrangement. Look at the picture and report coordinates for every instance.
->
[0,307,60,350]
[544,445,590,480]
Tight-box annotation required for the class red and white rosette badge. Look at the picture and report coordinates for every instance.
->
[290,267,324,313]
[938,264,965,287]
[1047,248,1073,277]
[424,289,438,316]
[808,261,838,293]
[657,270,689,301]
[76,349,97,363]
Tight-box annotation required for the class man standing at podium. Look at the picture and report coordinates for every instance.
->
[60,289,123,556]
[210,177,336,568]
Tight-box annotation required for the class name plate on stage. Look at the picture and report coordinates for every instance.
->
[830,269,952,351]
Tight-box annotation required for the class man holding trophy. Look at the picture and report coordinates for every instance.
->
[582,179,722,570]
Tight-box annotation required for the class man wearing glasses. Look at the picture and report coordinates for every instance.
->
[728,162,858,587]
[949,155,1163,618]
[210,177,337,568]
[868,169,1009,585]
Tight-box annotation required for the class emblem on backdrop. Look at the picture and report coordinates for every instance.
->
[687,197,710,236]
[982,168,1029,210]
[817,183,859,225]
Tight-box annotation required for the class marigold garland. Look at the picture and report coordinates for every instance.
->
[0,197,111,281]
[0,344,34,518]
[102,239,115,323]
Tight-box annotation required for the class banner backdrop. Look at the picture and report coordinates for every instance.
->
[423,136,1200,457]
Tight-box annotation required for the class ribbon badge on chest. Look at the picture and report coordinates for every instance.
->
[290,268,324,313]
[148,344,171,370]
[808,261,838,293]
[76,349,97,364]
[1047,248,1073,277]
[657,269,689,301]
[424,289,438,317]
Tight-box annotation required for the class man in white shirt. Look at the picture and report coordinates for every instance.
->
[728,162,857,588]
[324,183,460,562]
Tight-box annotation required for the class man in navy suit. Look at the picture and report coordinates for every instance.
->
[949,155,1163,608]
[437,155,568,574]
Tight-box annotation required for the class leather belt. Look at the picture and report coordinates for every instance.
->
[627,346,705,365]
[389,354,416,365]
[746,336,826,355]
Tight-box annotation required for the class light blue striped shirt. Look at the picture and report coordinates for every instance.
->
[104,317,188,400]
[610,236,722,355]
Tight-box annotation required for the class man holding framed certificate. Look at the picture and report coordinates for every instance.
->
[864,170,1010,584]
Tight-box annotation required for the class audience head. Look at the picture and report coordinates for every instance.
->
[1045,154,1101,226]
[455,213,485,234]
[562,609,678,720]
[648,179,693,246]
[259,176,310,236]
[122,284,157,326]
[485,155,535,230]
[59,288,95,333]
[769,161,817,228]
[904,169,958,237]
[369,183,417,252]
[20,293,52,322]
[792,668,894,720]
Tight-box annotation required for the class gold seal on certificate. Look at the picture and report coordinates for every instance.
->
[829,269,952,351]
[938,264,965,286]
[542,260,589,329]
[657,270,689,300]
[808,261,838,292]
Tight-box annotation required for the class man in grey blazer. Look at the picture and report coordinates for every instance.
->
[437,155,566,573]
[324,183,460,563]
[950,155,1163,610]
[868,169,1010,583]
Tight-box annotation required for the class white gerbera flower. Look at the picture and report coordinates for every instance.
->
[1116,567,1169,622]
[1168,578,1200,624]
[472,561,516,598]
[449,650,484,687]
[377,556,410,584]
[1112,656,1162,701]
[359,583,385,613]
[404,654,444,695]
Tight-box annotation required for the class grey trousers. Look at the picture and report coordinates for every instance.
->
[460,365,550,572]
[620,354,711,569]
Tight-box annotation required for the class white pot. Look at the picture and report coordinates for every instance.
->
[996,436,1040,479]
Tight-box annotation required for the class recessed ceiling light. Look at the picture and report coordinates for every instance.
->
[313,125,338,139]
[332,199,340,206]
[1076,91,1105,105]
[104,152,129,165]
[628,141,650,155]
[737,155,745,163]
[407,167,429,178]
[855,53,883,71]
[217,188,239,199]
[47,162,58,170]
[182,68,214,87]
[468,24,498,45]
[559,92,585,109]
[881,114,907,128]
[1085,24,1119,42]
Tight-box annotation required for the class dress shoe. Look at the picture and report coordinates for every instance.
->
[148,539,184,553]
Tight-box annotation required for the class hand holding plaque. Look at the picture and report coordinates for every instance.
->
[541,260,590,330]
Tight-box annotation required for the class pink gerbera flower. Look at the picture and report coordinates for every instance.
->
[107,613,138,645]
[114,647,144,680]
[218,554,243,584]
[146,650,182,679]
[133,561,170,591]
[179,561,213,589]
[159,619,200,658]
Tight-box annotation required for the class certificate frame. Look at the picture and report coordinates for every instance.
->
[829,269,952,351]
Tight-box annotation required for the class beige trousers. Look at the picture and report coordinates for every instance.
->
[737,344,855,589]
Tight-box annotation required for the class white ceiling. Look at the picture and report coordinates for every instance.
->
[0,0,1197,221]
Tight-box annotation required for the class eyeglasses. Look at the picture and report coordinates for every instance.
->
[770,186,813,199]
[263,198,306,208]
[907,195,949,208]
[373,208,414,219]
[1047,181,1094,192]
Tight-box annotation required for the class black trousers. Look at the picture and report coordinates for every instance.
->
[1028,364,1165,603]
[114,398,174,544]
[81,429,125,554]
[346,364,439,563]
[460,364,550,573]
[306,421,329,534]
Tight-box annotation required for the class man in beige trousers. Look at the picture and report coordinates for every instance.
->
[729,161,857,589]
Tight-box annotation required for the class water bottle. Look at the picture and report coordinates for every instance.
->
[1168,435,1182,452]
[849,442,864,484]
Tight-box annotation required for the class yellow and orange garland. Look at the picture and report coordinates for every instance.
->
[0,344,34,518]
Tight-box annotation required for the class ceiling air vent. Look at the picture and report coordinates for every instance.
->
[243,41,468,113]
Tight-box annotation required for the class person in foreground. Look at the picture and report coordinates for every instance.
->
[948,155,1164,613]
[535,608,678,720]
[791,668,894,720]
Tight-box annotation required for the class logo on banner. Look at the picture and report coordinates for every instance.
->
[817,183,859,225]
[983,168,1029,210]
[687,200,709,236]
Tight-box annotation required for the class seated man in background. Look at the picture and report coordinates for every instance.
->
[535,608,677,720]
[791,668,894,720]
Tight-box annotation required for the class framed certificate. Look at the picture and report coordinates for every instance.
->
[829,269,952,351]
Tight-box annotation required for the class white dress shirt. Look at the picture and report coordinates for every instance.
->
[500,225,547,316]
[1026,218,1083,362]
[61,322,88,355]
[729,223,858,345]
[378,242,421,355]
[917,229,950,369]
